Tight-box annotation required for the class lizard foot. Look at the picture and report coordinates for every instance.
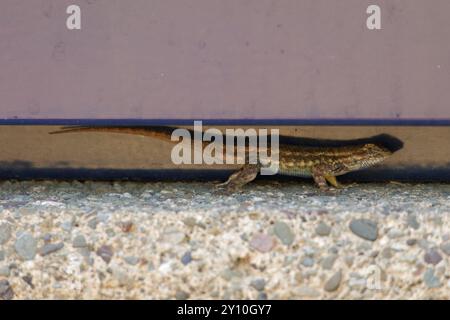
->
[318,186,340,195]
[340,182,358,189]
[215,164,260,193]
[213,183,242,195]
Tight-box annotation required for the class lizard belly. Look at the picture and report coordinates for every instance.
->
[277,167,313,178]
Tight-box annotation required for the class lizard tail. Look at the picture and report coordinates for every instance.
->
[49,126,179,144]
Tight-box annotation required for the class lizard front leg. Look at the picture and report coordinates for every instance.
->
[311,165,342,192]
[324,175,342,188]
[311,168,329,191]
[325,174,358,189]
[216,164,260,192]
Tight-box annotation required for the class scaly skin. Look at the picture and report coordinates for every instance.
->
[49,126,393,191]
[276,143,392,189]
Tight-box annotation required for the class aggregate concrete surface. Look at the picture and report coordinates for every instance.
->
[1,180,450,299]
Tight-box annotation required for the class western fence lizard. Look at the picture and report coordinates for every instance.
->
[50,126,394,191]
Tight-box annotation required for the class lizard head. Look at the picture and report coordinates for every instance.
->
[336,143,392,174]
[357,143,393,168]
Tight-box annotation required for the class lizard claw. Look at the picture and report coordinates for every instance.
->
[318,187,340,195]
[212,186,240,196]
[212,181,240,195]
[214,181,229,189]
[339,182,357,189]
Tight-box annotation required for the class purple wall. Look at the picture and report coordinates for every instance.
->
[1,0,450,121]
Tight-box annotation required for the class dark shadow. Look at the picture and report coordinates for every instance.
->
[53,126,404,152]
[1,167,450,182]
[0,160,34,169]
[278,133,404,152]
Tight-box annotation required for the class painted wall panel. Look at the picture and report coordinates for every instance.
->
[1,0,450,121]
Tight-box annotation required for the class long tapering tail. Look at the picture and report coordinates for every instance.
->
[49,126,188,144]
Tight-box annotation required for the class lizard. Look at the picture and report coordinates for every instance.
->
[49,126,394,191]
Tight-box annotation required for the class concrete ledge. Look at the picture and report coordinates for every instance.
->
[0,125,449,182]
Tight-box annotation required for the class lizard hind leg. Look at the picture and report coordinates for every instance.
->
[215,164,260,192]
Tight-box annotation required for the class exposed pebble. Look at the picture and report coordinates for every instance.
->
[0,265,10,277]
[324,271,342,292]
[273,221,294,246]
[315,222,332,236]
[0,251,4,262]
[387,229,404,239]
[96,245,114,264]
[382,247,393,259]
[40,243,64,256]
[42,234,52,243]
[257,292,268,300]
[407,214,420,230]
[72,235,88,248]
[439,242,450,256]
[370,250,379,258]
[175,290,190,300]
[328,246,338,254]
[61,221,73,232]
[221,268,242,281]
[22,275,34,289]
[321,254,338,270]
[300,257,315,267]
[0,224,12,245]
[249,233,275,253]
[161,229,186,244]
[0,280,14,300]
[303,247,315,256]
[14,232,37,261]
[250,278,266,291]
[344,255,354,267]
[181,251,192,265]
[112,267,132,286]
[78,247,92,259]
[418,239,431,250]
[183,217,197,228]
[424,249,443,265]
[124,256,140,266]
[423,269,441,288]
[296,286,320,298]
[349,219,378,241]
[87,218,98,230]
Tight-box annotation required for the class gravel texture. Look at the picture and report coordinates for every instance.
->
[1,180,450,299]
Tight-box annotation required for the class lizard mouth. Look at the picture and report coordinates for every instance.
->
[362,147,392,168]
[344,144,392,172]
[361,158,385,168]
